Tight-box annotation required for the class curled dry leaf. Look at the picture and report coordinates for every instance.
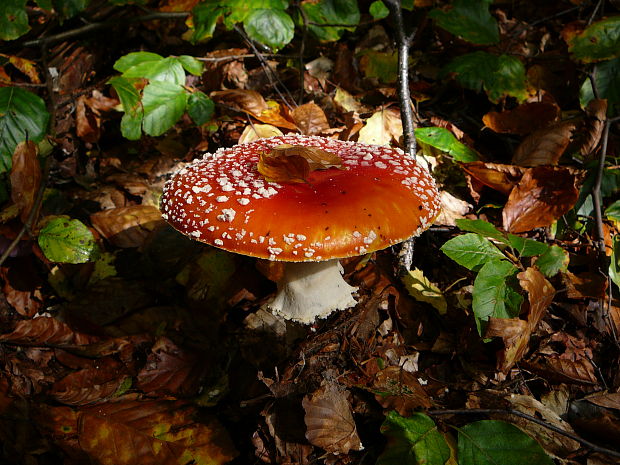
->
[10,141,41,224]
[579,98,607,156]
[76,90,119,143]
[461,161,526,196]
[302,381,363,454]
[502,166,583,233]
[257,144,343,183]
[90,205,165,248]
[291,102,330,135]
[0,316,100,346]
[483,102,560,135]
[211,89,268,117]
[512,120,577,166]
[238,123,283,144]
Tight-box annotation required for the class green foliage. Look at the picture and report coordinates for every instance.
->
[55,0,90,19]
[458,421,553,465]
[0,0,29,41]
[568,16,620,63]
[38,217,99,264]
[244,8,294,51]
[415,127,480,162]
[302,0,360,42]
[0,87,50,173]
[369,1,389,20]
[611,236,620,290]
[441,51,528,102]
[377,411,450,465]
[441,219,568,334]
[109,52,212,140]
[359,50,399,84]
[606,200,620,222]
[580,57,620,116]
[429,0,499,45]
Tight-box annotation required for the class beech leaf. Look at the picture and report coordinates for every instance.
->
[10,141,41,223]
[257,144,343,183]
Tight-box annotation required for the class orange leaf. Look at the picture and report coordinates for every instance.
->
[291,102,330,135]
[502,166,584,233]
[10,141,41,223]
[211,89,268,117]
[256,103,298,130]
[483,102,560,135]
[512,120,577,166]
[90,205,165,248]
[461,161,525,196]
[0,54,41,84]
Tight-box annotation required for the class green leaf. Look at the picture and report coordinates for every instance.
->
[506,235,548,257]
[415,127,480,162]
[568,16,620,63]
[535,245,569,278]
[178,55,204,76]
[441,233,505,271]
[606,200,620,222]
[55,0,89,19]
[359,50,399,84]
[458,420,553,465]
[191,3,225,42]
[303,0,360,41]
[108,76,144,140]
[38,217,98,264]
[442,51,528,102]
[122,57,186,86]
[187,91,215,126]
[0,87,50,173]
[141,81,188,137]
[35,0,53,10]
[120,112,143,140]
[0,0,29,40]
[611,236,620,290]
[244,9,294,51]
[377,411,450,465]
[113,52,164,73]
[369,1,389,20]
[455,219,506,242]
[472,258,519,322]
[580,57,620,116]
[429,0,499,45]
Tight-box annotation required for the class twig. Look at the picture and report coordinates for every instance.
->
[428,408,620,459]
[587,0,604,26]
[11,11,189,50]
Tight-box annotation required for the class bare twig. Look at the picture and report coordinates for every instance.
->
[428,408,620,459]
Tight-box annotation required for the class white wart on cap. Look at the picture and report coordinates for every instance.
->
[161,135,440,323]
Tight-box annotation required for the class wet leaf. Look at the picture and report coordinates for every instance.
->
[482,102,560,135]
[458,420,553,465]
[377,411,450,465]
[291,102,330,135]
[38,217,98,264]
[10,141,41,223]
[403,268,447,314]
[303,381,363,454]
[566,16,620,63]
[416,127,480,162]
[512,120,577,166]
[503,166,583,233]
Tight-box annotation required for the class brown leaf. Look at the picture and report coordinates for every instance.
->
[483,102,560,135]
[461,162,525,196]
[525,356,599,384]
[585,392,620,411]
[302,381,363,454]
[579,98,607,156]
[257,144,343,183]
[211,89,268,117]
[255,103,298,130]
[50,357,129,406]
[0,53,41,83]
[519,267,555,328]
[38,399,237,465]
[291,102,330,135]
[90,205,165,248]
[10,141,41,223]
[502,166,583,233]
[0,316,100,346]
[372,366,432,414]
[562,271,608,299]
[512,120,577,166]
[76,91,118,143]
[136,337,207,397]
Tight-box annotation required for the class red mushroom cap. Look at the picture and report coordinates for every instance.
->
[160,135,440,261]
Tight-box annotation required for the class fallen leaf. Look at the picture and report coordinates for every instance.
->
[10,141,41,223]
[483,102,560,135]
[562,270,608,299]
[238,123,283,144]
[303,381,363,454]
[0,258,43,317]
[525,356,599,384]
[402,268,447,314]
[256,102,298,130]
[0,53,40,83]
[434,191,472,226]
[357,108,403,146]
[76,91,118,143]
[291,102,330,135]
[0,317,100,347]
[502,166,583,233]
[211,89,268,117]
[579,98,607,156]
[461,162,525,196]
[333,87,367,113]
[372,366,432,415]
[257,144,343,183]
[585,392,620,411]
[512,120,577,166]
[90,205,165,248]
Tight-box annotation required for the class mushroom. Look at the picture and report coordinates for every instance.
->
[160,134,440,324]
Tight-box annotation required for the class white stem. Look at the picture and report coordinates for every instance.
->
[268,259,357,324]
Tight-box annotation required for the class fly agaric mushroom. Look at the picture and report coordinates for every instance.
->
[160,134,440,324]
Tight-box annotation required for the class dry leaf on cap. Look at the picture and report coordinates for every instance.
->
[512,120,577,166]
[10,141,41,224]
[291,102,330,135]
[502,166,583,233]
[302,381,363,454]
[257,144,343,183]
[483,102,560,136]
[238,124,283,144]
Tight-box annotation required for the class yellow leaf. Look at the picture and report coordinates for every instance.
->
[402,268,447,314]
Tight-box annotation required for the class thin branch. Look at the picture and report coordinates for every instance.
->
[428,408,620,459]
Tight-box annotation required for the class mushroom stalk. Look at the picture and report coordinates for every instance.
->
[268,259,357,324]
